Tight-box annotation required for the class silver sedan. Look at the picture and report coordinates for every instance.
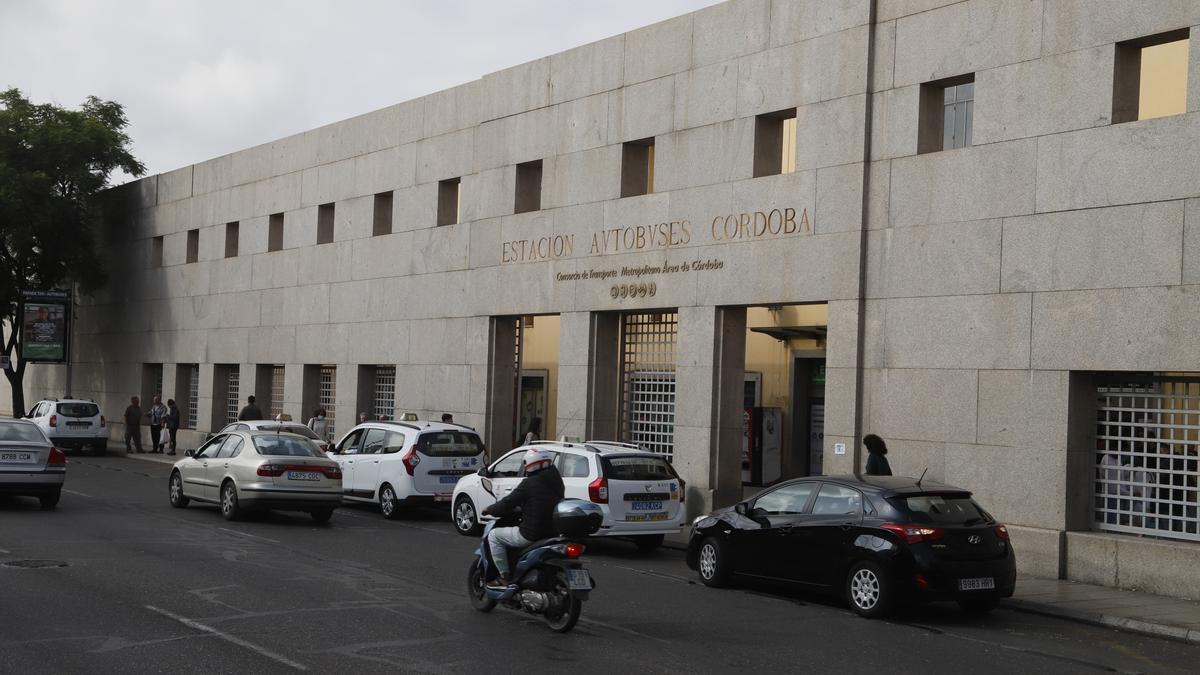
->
[0,418,66,509]
[168,429,342,523]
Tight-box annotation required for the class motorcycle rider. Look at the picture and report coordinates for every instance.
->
[481,447,564,589]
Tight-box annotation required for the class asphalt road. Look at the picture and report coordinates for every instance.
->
[1,456,1198,674]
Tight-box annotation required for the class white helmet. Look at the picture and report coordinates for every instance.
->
[523,447,554,474]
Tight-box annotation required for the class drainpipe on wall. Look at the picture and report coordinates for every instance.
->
[851,0,880,473]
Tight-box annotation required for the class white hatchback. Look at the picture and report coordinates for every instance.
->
[451,440,686,551]
[26,398,108,456]
[329,420,487,519]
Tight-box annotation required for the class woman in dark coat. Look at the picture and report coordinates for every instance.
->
[166,399,181,455]
[863,434,892,476]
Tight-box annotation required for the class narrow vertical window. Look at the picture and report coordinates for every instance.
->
[438,177,461,226]
[225,221,239,258]
[268,212,284,252]
[918,74,975,153]
[621,138,655,198]
[1113,29,1190,123]
[514,160,543,214]
[186,228,199,263]
[373,191,394,236]
[317,203,335,244]
[753,108,797,177]
[151,236,164,268]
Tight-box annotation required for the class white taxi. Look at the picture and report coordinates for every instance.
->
[451,440,686,551]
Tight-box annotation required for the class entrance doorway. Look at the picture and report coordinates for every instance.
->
[514,315,560,445]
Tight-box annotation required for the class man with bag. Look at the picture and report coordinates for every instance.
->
[147,395,168,454]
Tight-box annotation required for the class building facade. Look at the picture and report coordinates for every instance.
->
[9,0,1200,597]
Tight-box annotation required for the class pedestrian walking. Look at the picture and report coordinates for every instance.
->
[166,398,181,455]
[863,434,892,476]
[147,395,168,453]
[238,395,264,421]
[123,395,144,454]
[307,408,329,442]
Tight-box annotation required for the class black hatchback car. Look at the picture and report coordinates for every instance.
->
[686,475,1016,617]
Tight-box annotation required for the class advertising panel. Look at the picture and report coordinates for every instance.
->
[19,289,70,363]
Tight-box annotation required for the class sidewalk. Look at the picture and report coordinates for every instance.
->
[119,452,1200,644]
[121,450,179,465]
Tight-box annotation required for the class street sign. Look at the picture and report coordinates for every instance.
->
[0,355,10,370]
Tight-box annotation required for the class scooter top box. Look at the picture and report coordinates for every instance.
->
[553,499,603,538]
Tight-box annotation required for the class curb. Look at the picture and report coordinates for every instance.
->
[119,452,178,465]
[1003,597,1200,645]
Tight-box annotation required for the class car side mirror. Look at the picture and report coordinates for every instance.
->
[184,449,195,457]
[735,502,748,515]
[477,466,489,477]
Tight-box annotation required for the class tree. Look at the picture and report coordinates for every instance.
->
[0,88,144,415]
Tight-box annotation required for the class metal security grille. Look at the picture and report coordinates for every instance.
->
[154,367,163,401]
[373,366,395,420]
[226,367,240,424]
[513,318,523,445]
[1094,378,1200,542]
[319,366,336,439]
[187,365,199,429]
[271,365,284,418]
[619,313,678,459]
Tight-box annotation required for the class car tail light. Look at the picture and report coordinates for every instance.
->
[881,523,944,544]
[588,477,608,504]
[678,477,686,503]
[48,447,67,466]
[994,524,1009,540]
[565,543,585,559]
[100,415,106,428]
[915,574,929,589]
[323,465,342,480]
[257,464,286,477]
[49,414,57,428]
[402,448,420,475]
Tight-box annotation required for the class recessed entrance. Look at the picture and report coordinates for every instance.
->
[486,314,561,456]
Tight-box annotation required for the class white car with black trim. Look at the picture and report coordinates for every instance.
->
[26,398,108,455]
[328,420,487,519]
[451,440,686,551]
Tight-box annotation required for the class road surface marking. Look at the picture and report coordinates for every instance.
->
[217,528,281,544]
[63,489,92,498]
[145,605,306,671]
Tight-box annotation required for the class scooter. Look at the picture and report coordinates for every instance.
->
[466,482,601,633]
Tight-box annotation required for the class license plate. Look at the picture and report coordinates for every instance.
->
[631,501,663,511]
[566,569,591,590]
[958,577,996,591]
[439,476,459,484]
[66,421,90,428]
[625,513,669,522]
[0,452,33,462]
[433,493,451,502]
[287,471,322,481]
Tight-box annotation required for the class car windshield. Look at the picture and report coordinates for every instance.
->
[57,402,99,417]
[0,421,48,443]
[892,493,991,525]
[252,435,324,457]
[602,455,678,481]
[416,431,485,457]
[257,424,320,440]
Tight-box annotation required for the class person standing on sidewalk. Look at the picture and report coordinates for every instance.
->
[165,399,181,455]
[863,434,892,476]
[123,396,144,454]
[238,395,263,421]
[307,408,329,442]
[147,395,168,454]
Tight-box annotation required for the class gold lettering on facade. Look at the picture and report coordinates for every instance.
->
[502,235,575,263]
[710,207,809,242]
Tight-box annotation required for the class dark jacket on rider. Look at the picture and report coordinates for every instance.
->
[487,465,565,541]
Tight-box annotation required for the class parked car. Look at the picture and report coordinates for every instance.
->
[452,440,686,551]
[168,429,342,523]
[25,398,107,456]
[686,475,1016,617]
[328,420,487,519]
[0,417,67,509]
[213,420,330,454]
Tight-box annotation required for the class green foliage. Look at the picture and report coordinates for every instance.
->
[0,88,144,409]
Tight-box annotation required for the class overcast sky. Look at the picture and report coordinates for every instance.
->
[0,0,720,182]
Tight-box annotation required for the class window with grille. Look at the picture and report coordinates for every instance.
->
[373,366,395,420]
[187,365,199,429]
[154,367,163,401]
[319,366,337,439]
[271,365,285,418]
[620,313,678,459]
[1094,377,1200,542]
[226,367,240,424]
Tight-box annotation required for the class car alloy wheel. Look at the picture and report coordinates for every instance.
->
[850,568,881,611]
[699,544,717,579]
[169,472,189,508]
[379,484,400,520]
[221,482,242,521]
[454,497,479,535]
[696,537,730,587]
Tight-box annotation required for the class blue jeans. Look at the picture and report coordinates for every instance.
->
[487,526,530,577]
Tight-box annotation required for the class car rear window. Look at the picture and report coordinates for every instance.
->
[57,402,99,417]
[0,422,47,443]
[416,431,484,457]
[252,435,324,457]
[602,455,679,481]
[891,493,991,525]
